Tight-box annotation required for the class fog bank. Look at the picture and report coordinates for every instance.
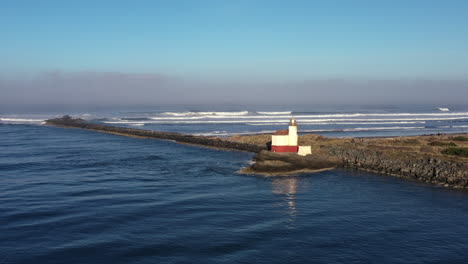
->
[1,71,467,107]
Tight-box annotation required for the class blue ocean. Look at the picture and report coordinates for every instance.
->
[1,104,468,263]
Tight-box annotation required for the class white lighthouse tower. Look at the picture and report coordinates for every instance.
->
[271,118,299,153]
[288,117,298,146]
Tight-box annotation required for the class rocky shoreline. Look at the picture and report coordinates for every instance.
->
[329,145,467,188]
[238,150,340,175]
[230,133,468,188]
[46,116,468,189]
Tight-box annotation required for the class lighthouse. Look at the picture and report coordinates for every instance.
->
[271,118,299,153]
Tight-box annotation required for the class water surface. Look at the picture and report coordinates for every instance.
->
[1,124,468,263]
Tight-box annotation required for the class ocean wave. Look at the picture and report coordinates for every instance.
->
[256,111,292,115]
[121,117,152,121]
[194,130,275,137]
[146,112,468,120]
[193,126,428,137]
[247,121,427,126]
[104,116,468,125]
[183,124,468,137]
[156,110,468,119]
[343,126,424,131]
[438,125,468,128]
[161,111,249,116]
[294,117,468,122]
[292,112,468,118]
[298,126,425,133]
[331,125,468,131]
[0,118,46,123]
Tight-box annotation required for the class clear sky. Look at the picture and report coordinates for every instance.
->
[1,0,468,106]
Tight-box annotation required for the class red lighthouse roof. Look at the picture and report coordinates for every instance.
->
[273,129,289,135]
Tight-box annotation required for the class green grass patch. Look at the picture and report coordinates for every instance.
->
[429,141,457,147]
[441,147,468,158]
[452,136,468,141]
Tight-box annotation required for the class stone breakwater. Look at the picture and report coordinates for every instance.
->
[46,117,467,189]
[327,146,468,188]
[245,147,467,188]
[45,117,266,153]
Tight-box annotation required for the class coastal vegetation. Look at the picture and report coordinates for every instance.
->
[429,141,457,147]
[442,147,468,158]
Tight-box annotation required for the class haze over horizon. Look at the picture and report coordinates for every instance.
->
[2,0,468,107]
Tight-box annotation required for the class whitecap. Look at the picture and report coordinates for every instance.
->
[161,111,249,117]
[256,111,292,115]
[0,118,46,123]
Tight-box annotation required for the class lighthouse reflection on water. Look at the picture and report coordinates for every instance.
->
[271,176,309,227]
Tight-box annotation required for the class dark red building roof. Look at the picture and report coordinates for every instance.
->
[273,129,289,135]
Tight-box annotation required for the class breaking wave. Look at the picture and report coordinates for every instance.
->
[3,108,467,137]
[104,116,468,125]
[194,130,276,137]
[193,125,468,137]
[193,126,438,137]
[158,111,468,118]
[144,113,468,123]
[161,111,249,116]
[247,121,427,126]
[0,118,46,123]
[256,111,292,115]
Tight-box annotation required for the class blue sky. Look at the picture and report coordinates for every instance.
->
[1,1,468,106]
[2,0,468,79]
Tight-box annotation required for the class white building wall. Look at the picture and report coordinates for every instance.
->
[272,135,289,146]
[288,126,298,146]
[298,146,312,156]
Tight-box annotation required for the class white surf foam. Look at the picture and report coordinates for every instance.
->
[0,118,46,123]
[296,117,468,122]
[195,126,429,136]
[147,112,468,121]
[247,121,427,126]
[194,130,276,137]
[106,116,468,125]
[293,126,425,133]
[161,111,249,117]
[342,126,424,131]
[256,111,292,115]
[438,125,468,128]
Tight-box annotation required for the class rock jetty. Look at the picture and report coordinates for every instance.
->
[329,145,467,188]
[45,116,266,153]
[46,116,468,189]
